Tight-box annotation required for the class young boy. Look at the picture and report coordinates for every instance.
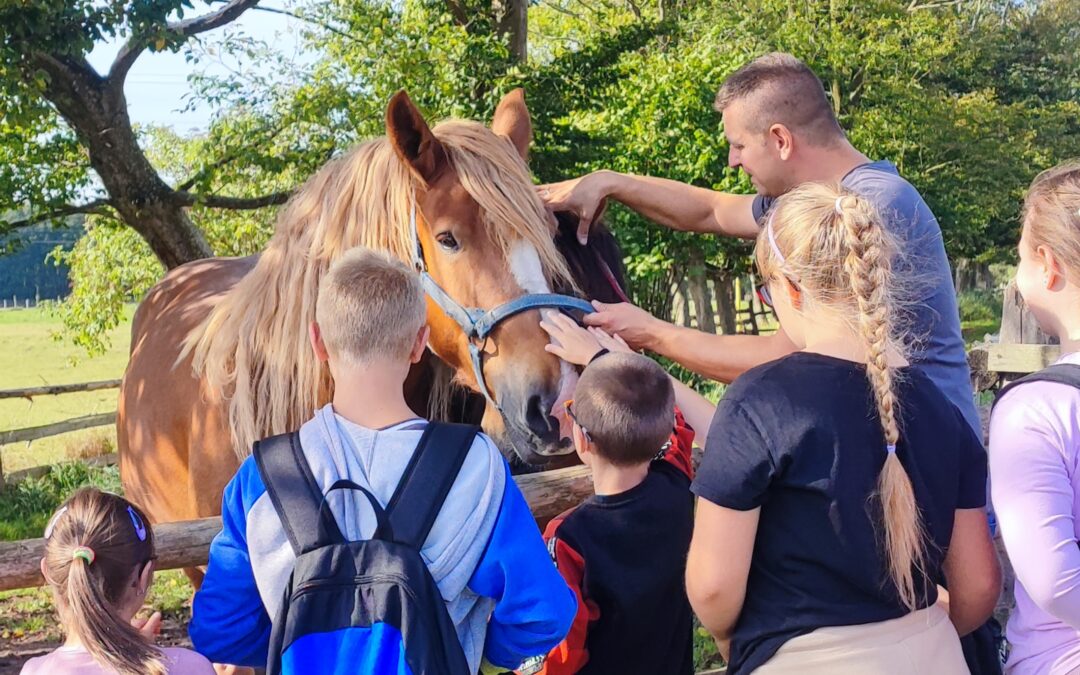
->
[531,316,704,675]
[190,248,576,673]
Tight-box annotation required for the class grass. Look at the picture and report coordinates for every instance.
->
[0,307,132,474]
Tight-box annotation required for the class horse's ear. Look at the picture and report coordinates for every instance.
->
[386,90,448,185]
[491,88,531,161]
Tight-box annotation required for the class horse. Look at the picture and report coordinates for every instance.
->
[117,89,627,587]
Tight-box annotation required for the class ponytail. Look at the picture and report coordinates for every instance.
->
[43,489,166,675]
[836,193,927,610]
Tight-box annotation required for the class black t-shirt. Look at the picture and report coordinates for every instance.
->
[691,352,987,675]
[542,418,696,675]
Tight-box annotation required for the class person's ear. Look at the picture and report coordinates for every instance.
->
[572,423,591,465]
[137,559,155,594]
[39,557,47,582]
[1036,245,1065,290]
[310,322,329,362]
[410,325,430,363]
[785,277,803,311]
[768,123,795,161]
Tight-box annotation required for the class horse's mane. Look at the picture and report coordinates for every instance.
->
[185,120,574,460]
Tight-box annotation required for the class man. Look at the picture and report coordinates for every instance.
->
[540,52,980,435]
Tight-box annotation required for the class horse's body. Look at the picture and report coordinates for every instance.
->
[118,91,625,583]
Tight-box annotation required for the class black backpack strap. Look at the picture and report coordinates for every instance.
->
[253,432,346,555]
[385,422,479,550]
[993,363,1080,412]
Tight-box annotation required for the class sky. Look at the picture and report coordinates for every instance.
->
[85,3,307,134]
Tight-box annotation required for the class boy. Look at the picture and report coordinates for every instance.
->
[531,317,701,675]
[190,248,576,673]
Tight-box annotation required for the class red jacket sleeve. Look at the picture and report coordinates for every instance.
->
[661,406,695,480]
[520,514,599,675]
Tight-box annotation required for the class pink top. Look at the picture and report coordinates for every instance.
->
[990,351,1080,675]
[20,644,215,674]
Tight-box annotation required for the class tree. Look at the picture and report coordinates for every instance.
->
[0,1,300,269]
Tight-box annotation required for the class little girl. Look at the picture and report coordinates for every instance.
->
[20,487,214,675]
[989,161,1080,675]
[681,182,1000,674]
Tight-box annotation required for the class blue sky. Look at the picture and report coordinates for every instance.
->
[85,3,305,134]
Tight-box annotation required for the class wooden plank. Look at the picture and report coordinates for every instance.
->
[0,412,116,445]
[0,379,122,400]
[1000,280,1055,345]
[985,343,1061,376]
[5,453,118,484]
[0,464,595,592]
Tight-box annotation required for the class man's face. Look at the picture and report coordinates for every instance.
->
[722,99,789,198]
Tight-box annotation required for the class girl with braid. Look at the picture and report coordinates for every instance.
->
[686,182,1000,674]
[21,488,213,675]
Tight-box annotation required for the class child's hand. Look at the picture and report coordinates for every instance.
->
[540,312,604,366]
[131,610,162,642]
[586,326,633,355]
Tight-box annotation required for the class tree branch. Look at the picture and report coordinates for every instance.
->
[173,191,292,209]
[175,125,288,192]
[1,200,114,232]
[251,5,361,43]
[109,0,262,84]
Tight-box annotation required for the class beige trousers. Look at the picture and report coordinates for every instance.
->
[752,604,968,674]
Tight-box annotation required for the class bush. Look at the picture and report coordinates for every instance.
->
[957,290,1003,323]
[0,462,121,541]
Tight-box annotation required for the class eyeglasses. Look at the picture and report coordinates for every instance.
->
[564,399,591,443]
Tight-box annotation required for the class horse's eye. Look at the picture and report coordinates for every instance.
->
[435,232,459,251]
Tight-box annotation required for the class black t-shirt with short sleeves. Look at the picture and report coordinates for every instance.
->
[691,352,986,675]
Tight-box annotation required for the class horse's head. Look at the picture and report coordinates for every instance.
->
[386,89,583,466]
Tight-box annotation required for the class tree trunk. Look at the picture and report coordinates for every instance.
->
[674,278,691,327]
[711,269,737,335]
[33,54,212,268]
[496,0,528,63]
[687,261,715,334]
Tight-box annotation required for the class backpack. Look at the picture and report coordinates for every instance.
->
[993,363,1080,409]
[253,421,480,675]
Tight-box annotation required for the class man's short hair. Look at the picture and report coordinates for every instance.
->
[715,52,844,146]
[574,353,675,467]
[316,248,426,363]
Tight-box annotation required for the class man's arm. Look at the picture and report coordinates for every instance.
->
[583,301,797,383]
[540,171,760,241]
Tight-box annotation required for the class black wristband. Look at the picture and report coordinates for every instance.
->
[587,348,610,365]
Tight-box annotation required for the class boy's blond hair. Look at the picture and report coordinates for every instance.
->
[316,248,426,363]
[574,353,675,467]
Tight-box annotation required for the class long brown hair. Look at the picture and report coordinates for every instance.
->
[42,488,164,675]
[755,182,927,609]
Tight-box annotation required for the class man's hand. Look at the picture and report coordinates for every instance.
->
[582,301,663,351]
[537,171,614,244]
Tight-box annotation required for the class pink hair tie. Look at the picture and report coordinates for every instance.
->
[72,546,95,565]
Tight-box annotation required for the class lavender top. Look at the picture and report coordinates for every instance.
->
[990,351,1080,675]
[21,645,215,674]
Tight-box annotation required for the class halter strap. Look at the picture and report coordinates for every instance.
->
[409,195,595,410]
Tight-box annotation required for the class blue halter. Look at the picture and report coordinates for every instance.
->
[409,200,594,412]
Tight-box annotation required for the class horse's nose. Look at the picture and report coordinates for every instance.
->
[524,393,559,443]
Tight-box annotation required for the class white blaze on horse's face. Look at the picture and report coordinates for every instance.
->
[508,240,580,446]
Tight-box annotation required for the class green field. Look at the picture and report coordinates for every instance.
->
[0,307,132,475]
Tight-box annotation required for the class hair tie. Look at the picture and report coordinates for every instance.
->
[835,196,846,215]
[885,444,897,455]
[72,546,95,565]
[765,211,786,265]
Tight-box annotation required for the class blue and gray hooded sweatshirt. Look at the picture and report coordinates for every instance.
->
[189,404,576,673]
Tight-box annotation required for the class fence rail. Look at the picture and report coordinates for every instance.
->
[0,378,122,401]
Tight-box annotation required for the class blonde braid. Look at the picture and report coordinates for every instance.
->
[838,193,927,610]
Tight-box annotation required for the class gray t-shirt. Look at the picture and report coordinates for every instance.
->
[752,160,980,435]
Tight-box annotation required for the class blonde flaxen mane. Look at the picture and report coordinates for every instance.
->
[185,119,574,460]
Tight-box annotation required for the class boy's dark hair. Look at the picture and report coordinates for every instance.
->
[715,52,844,146]
[575,353,675,466]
